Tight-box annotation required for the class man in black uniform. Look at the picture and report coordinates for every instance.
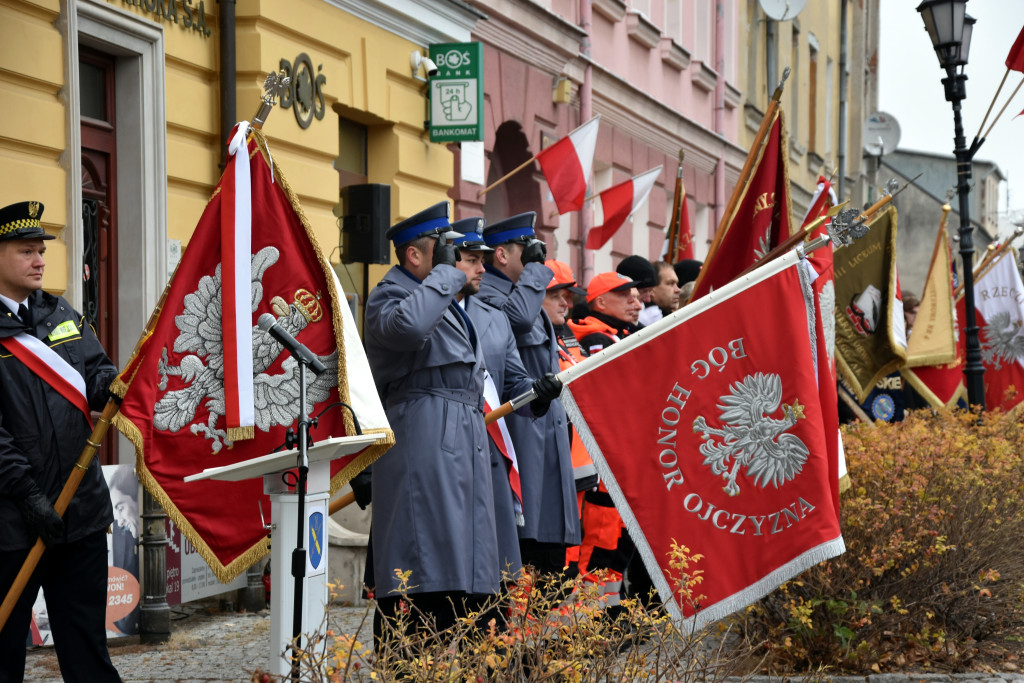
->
[0,201,121,683]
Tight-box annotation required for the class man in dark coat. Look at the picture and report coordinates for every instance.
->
[0,201,121,682]
[478,213,580,578]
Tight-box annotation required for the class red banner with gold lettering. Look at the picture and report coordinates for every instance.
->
[691,110,793,300]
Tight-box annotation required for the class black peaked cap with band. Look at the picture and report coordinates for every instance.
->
[0,201,56,242]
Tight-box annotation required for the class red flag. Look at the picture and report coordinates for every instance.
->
[801,176,836,228]
[559,251,843,626]
[1007,24,1024,72]
[111,131,393,580]
[691,109,793,299]
[586,166,662,250]
[676,193,695,261]
[804,219,844,515]
[964,251,1024,410]
[536,116,600,215]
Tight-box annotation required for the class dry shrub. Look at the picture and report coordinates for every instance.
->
[257,545,759,682]
[737,406,1024,674]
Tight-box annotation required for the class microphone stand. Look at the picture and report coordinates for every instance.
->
[289,359,311,682]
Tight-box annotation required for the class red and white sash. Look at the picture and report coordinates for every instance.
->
[482,371,523,524]
[2,333,93,427]
[221,121,255,438]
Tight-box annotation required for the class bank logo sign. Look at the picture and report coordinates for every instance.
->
[429,43,484,143]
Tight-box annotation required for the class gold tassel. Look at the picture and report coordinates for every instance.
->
[227,425,255,442]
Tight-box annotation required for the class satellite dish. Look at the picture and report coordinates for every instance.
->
[759,0,807,21]
[863,111,901,157]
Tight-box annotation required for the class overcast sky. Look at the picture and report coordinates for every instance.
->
[878,1,1024,234]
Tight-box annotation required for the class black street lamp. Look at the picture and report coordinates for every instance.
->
[917,0,985,408]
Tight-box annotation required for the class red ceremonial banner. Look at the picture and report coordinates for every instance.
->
[560,254,843,626]
[691,109,793,300]
[112,132,390,581]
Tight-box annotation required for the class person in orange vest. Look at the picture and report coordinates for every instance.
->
[541,261,596,576]
[565,271,645,612]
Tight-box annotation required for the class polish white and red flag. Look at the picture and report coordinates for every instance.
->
[558,249,843,627]
[963,250,1024,411]
[801,175,837,228]
[586,166,663,250]
[536,115,601,215]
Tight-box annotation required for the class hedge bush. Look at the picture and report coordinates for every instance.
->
[738,406,1024,673]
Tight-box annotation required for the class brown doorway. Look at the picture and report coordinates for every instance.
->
[79,46,119,465]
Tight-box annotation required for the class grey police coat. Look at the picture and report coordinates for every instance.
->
[463,295,535,578]
[478,266,581,546]
[364,265,499,596]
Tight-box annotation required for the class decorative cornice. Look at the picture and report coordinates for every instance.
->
[660,37,691,71]
[468,0,584,77]
[586,58,746,182]
[790,138,807,166]
[592,0,627,23]
[724,82,742,110]
[691,60,718,93]
[321,0,483,45]
[625,10,660,49]
[744,102,763,135]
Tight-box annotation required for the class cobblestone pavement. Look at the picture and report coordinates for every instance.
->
[22,602,1024,682]
[23,600,375,683]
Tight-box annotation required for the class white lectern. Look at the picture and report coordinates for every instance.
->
[185,433,383,677]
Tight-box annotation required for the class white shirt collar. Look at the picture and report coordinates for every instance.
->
[0,292,28,319]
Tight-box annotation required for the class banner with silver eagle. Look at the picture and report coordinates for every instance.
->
[558,249,844,628]
[111,127,393,581]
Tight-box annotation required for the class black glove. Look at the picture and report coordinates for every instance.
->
[16,490,65,546]
[520,239,547,265]
[530,373,562,416]
[432,238,461,267]
[349,470,373,510]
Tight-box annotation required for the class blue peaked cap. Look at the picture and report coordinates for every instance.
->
[483,212,536,247]
[451,217,492,251]
[386,201,453,246]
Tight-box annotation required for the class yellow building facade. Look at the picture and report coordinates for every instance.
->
[1,0,477,378]
[737,0,879,214]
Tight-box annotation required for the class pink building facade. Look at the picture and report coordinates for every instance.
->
[451,0,748,283]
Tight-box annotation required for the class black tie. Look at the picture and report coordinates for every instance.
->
[18,303,31,329]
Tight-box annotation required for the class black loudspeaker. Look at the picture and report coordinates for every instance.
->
[341,183,390,264]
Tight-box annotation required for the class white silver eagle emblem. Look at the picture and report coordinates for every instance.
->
[154,246,338,452]
[980,311,1024,370]
[692,372,809,496]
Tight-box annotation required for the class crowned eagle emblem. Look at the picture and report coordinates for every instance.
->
[154,246,338,453]
[692,372,809,496]
[980,311,1024,369]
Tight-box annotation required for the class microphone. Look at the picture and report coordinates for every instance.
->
[257,313,328,376]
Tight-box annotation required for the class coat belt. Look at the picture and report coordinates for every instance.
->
[386,386,485,412]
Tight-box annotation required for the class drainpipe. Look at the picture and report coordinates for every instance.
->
[714,1,727,239]
[580,0,594,284]
[219,0,237,169]
[838,0,848,200]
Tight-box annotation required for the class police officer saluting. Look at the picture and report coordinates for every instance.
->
[479,213,580,581]
[450,219,560,585]
[0,201,121,682]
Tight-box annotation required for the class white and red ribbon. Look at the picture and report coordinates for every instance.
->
[221,121,255,437]
[482,372,523,523]
[3,333,93,428]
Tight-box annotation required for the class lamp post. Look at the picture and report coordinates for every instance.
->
[917,0,985,408]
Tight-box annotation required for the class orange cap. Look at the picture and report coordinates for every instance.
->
[586,272,637,303]
[544,259,586,294]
